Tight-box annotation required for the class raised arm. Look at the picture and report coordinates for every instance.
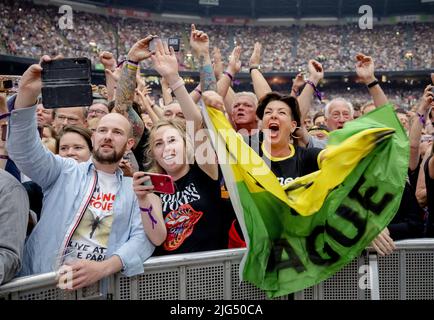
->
[355,53,388,107]
[152,39,202,131]
[290,72,306,98]
[190,24,217,92]
[298,60,324,122]
[8,56,69,189]
[213,47,224,79]
[217,45,241,99]
[409,85,433,171]
[136,89,162,125]
[99,51,119,102]
[151,39,218,179]
[249,42,271,100]
[114,36,156,146]
[160,77,174,106]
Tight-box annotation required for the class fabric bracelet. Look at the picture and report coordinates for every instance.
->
[223,71,234,82]
[140,205,158,229]
[305,80,322,101]
[417,112,426,126]
[169,78,185,92]
[367,79,379,88]
[126,62,138,71]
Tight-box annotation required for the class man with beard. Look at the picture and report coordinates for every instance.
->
[6,55,156,290]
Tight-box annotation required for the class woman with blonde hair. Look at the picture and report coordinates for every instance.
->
[132,38,227,255]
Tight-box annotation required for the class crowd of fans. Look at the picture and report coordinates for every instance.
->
[1,0,433,72]
[0,1,434,294]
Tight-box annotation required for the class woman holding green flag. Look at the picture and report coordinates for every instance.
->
[254,92,324,186]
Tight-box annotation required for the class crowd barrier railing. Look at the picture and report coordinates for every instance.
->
[1,239,433,300]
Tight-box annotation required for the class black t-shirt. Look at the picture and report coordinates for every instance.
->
[243,132,322,185]
[133,127,149,172]
[408,157,422,189]
[388,181,425,240]
[425,155,434,237]
[261,145,322,186]
[154,164,226,255]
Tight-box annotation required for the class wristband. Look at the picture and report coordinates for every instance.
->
[140,205,158,229]
[367,79,379,88]
[116,60,125,68]
[305,80,322,101]
[223,71,234,81]
[126,61,138,71]
[249,65,260,73]
[0,155,8,160]
[169,78,185,92]
[127,59,139,66]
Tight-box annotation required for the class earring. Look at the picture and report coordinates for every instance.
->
[291,126,302,139]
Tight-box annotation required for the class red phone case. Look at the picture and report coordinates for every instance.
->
[149,173,175,194]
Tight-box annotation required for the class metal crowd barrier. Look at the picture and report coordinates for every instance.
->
[1,239,433,300]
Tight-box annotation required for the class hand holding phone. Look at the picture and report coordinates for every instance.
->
[142,172,175,194]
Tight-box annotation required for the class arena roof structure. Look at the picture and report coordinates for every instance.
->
[72,0,434,19]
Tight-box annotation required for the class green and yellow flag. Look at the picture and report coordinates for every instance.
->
[202,103,408,298]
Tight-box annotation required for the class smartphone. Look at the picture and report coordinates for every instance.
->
[41,58,92,109]
[143,172,175,194]
[149,38,158,52]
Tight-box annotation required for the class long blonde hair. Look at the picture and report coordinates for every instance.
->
[144,119,194,173]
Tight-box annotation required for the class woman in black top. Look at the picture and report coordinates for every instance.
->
[141,119,225,255]
[255,92,323,184]
[132,38,225,255]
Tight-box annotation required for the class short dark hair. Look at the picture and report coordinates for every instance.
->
[313,111,325,124]
[56,125,93,153]
[256,92,301,127]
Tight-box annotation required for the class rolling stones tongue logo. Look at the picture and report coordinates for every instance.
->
[163,203,203,251]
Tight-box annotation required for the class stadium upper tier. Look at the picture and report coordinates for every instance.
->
[0,0,433,72]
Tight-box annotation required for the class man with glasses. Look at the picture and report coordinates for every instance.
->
[87,102,109,121]
[324,98,354,131]
[53,107,87,134]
